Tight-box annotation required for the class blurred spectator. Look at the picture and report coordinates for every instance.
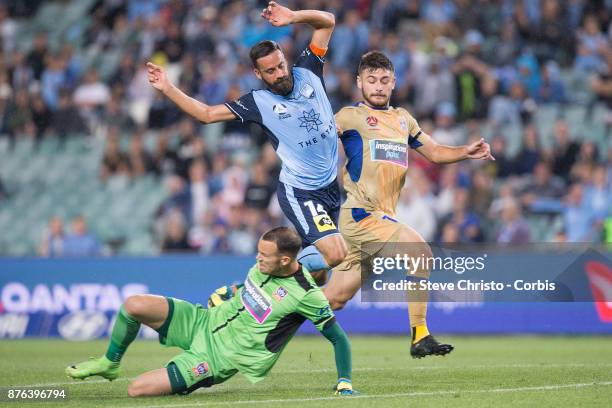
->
[161,209,195,253]
[127,130,155,178]
[416,55,455,119]
[26,31,48,80]
[470,169,494,217]
[537,61,566,103]
[396,180,437,242]
[186,159,210,226]
[485,135,513,178]
[38,216,65,257]
[152,130,179,176]
[431,102,462,146]
[63,216,102,256]
[434,164,460,218]
[591,49,612,133]
[0,5,17,55]
[496,199,531,244]
[489,183,516,219]
[422,0,456,28]
[330,10,369,68]
[440,222,460,244]
[451,31,497,121]
[438,188,483,243]
[9,51,33,91]
[529,0,573,64]
[2,88,31,144]
[488,81,535,126]
[73,69,111,125]
[520,161,566,213]
[574,14,607,74]
[30,92,51,140]
[225,205,258,255]
[40,53,68,110]
[563,183,596,242]
[512,125,541,175]
[551,120,580,181]
[244,161,274,211]
[583,165,611,229]
[516,53,541,100]
[100,128,129,181]
[52,91,87,138]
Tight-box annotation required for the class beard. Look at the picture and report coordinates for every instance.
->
[364,92,391,108]
[267,75,294,96]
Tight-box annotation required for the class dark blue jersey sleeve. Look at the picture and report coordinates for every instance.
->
[225,92,262,124]
[294,45,325,83]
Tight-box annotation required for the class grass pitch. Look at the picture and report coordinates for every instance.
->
[1,336,611,407]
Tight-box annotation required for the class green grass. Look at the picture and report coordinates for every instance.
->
[1,336,611,407]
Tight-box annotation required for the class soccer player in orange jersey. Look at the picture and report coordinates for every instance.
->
[325,51,494,358]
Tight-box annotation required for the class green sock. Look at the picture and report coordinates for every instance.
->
[105,305,140,363]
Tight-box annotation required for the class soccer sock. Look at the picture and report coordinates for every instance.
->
[411,322,430,344]
[105,305,141,363]
[297,245,331,272]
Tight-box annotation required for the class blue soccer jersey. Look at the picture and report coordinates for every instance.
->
[225,46,338,191]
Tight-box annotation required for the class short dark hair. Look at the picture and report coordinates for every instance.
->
[261,227,302,258]
[358,50,394,74]
[249,40,282,68]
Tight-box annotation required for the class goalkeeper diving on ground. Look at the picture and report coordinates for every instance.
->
[65,227,355,396]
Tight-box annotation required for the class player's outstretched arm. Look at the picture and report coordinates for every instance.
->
[415,133,495,164]
[146,62,236,124]
[261,1,335,50]
[319,320,355,395]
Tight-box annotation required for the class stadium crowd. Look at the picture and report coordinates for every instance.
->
[0,0,610,255]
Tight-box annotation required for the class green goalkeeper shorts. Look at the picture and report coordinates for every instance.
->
[158,297,238,394]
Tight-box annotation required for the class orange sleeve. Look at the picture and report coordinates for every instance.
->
[309,43,327,57]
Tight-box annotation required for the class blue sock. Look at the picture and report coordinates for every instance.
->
[297,245,330,272]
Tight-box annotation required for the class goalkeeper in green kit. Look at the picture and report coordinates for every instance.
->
[65,227,355,396]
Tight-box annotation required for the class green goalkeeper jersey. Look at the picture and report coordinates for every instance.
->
[206,263,335,382]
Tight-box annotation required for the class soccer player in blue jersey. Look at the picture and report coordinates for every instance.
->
[147,2,346,283]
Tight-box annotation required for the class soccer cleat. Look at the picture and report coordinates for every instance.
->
[410,335,454,359]
[334,378,357,395]
[65,356,121,381]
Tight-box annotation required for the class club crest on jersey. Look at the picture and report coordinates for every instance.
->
[366,116,378,127]
[300,83,315,99]
[399,117,408,132]
[273,103,291,119]
[273,287,288,301]
[192,362,209,377]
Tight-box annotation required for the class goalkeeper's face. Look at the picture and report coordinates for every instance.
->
[254,50,294,96]
[256,239,292,276]
[357,68,395,108]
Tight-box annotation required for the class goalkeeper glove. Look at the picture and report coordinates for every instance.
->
[207,283,243,308]
[334,378,354,395]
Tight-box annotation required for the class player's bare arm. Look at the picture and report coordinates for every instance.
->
[146,62,236,124]
[261,1,335,50]
[414,133,495,164]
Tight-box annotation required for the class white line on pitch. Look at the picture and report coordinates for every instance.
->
[122,381,612,408]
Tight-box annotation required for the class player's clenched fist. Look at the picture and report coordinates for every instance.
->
[146,62,169,93]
